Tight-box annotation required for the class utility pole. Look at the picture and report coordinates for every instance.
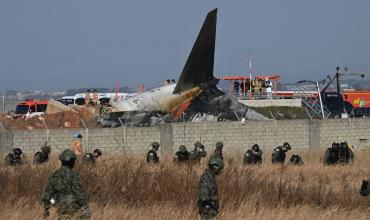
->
[248,48,253,99]
[336,66,341,96]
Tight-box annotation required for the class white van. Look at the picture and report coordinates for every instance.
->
[58,93,133,106]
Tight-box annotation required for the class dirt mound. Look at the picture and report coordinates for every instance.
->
[0,106,100,130]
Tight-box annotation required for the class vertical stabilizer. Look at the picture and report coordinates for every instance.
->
[173,8,217,94]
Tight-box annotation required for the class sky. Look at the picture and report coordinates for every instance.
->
[0,0,370,91]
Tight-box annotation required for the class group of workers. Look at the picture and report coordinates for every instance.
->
[2,140,369,219]
[233,78,273,96]
[84,89,100,106]
[164,79,176,86]
[323,141,354,165]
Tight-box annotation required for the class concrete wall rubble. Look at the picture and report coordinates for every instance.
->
[0,118,370,154]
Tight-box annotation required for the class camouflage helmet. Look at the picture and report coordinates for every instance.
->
[252,144,260,151]
[59,149,77,162]
[194,141,202,148]
[179,145,187,152]
[208,156,224,169]
[283,142,291,150]
[215,142,223,149]
[41,145,51,154]
[93,148,102,156]
[41,142,51,153]
[332,142,339,150]
[151,142,160,149]
[13,148,23,156]
[340,141,348,148]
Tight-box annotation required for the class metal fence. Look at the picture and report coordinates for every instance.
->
[0,96,21,114]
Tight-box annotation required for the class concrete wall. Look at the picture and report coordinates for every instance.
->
[319,118,370,149]
[1,118,370,154]
[171,120,309,154]
[3,127,161,154]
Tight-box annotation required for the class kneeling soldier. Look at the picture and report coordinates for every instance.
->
[243,144,263,165]
[34,142,51,165]
[5,148,23,166]
[288,154,304,166]
[272,142,291,164]
[82,148,102,164]
[173,145,189,163]
[189,141,207,163]
[147,142,160,163]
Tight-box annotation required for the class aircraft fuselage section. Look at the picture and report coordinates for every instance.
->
[110,83,203,115]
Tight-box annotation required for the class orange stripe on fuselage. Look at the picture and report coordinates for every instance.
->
[160,87,203,117]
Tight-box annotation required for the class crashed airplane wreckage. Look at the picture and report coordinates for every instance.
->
[98,9,267,127]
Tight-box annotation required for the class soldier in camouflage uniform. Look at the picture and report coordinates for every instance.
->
[360,178,370,206]
[198,157,224,220]
[5,148,23,166]
[42,149,91,219]
[323,142,339,165]
[147,142,160,163]
[243,144,262,165]
[82,148,102,164]
[173,145,189,163]
[189,141,207,163]
[210,142,223,161]
[324,142,354,165]
[337,142,354,165]
[288,154,304,166]
[271,142,291,164]
[33,142,51,165]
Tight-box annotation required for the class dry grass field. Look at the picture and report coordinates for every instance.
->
[0,149,369,219]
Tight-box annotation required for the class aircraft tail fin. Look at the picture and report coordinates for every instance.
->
[173,8,217,94]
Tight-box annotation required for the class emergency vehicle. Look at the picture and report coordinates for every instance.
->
[342,91,370,116]
[15,99,48,118]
